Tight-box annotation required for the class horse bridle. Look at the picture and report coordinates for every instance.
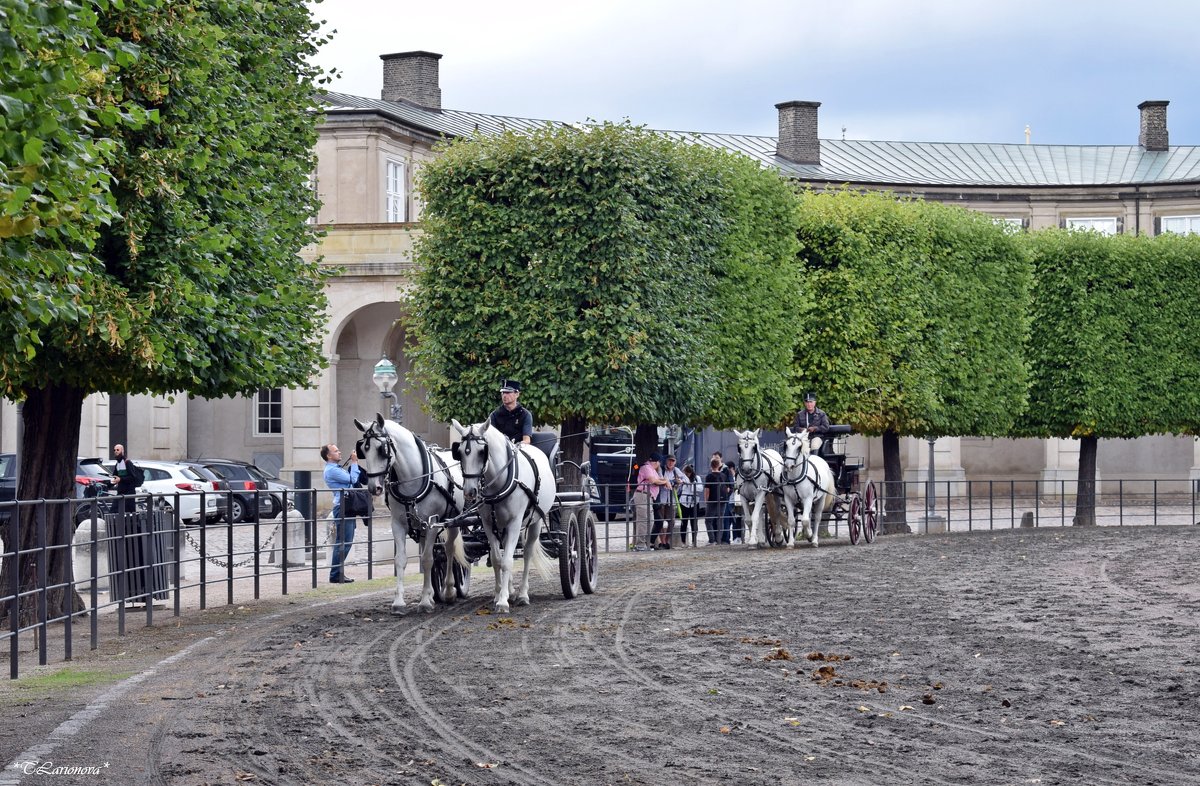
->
[780,436,812,489]
[357,426,437,506]
[739,440,766,482]
[458,429,519,503]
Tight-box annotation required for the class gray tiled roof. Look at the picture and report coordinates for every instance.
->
[321,91,1200,188]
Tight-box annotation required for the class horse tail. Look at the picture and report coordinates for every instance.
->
[449,530,469,570]
[524,514,555,580]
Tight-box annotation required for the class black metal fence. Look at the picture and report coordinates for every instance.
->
[3,478,1197,679]
[1,488,395,680]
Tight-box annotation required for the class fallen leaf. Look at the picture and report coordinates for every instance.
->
[1049,719,1066,726]
[899,705,913,711]
[856,705,871,713]
[475,762,498,769]
[719,726,732,734]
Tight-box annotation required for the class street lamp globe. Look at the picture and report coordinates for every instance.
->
[372,357,398,395]
[372,357,401,422]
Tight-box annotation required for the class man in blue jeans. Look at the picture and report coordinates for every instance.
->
[322,443,360,583]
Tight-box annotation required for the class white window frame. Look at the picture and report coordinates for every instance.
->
[385,159,406,223]
[1064,216,1119,235]
[254,388,283,436]
[1160,214,1200,235]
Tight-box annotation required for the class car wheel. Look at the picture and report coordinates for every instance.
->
[229,496,247,523]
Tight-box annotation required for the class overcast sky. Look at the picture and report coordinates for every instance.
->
[309,0,1197,146]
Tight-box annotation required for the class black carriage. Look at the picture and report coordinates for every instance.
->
[429,431,600,600]
[811,425,880,545]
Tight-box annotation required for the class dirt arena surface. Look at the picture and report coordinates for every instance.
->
[2,525,1198,785]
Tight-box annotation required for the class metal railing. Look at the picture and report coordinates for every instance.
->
[3,478,1197,678]
[0,488,395,679]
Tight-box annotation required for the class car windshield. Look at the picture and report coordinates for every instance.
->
[0,454,13,480]
[77,460,113,480]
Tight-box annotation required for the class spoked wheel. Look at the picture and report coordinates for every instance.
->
[559,511,581,599]
[431,545,448,603]
[579,509,599,595]
[847,494,862,545]
[862,482,879,544]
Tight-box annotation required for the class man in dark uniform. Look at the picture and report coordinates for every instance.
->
[489,379,533,444]
[792,392,831,453]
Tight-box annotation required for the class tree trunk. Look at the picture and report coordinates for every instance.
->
[634,423,659,464]
[0,385,87,626]
[881,429,911,534]
[558,414,587,491]
[1073,435,1098,526]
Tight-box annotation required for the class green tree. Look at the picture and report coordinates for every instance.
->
[793,190,1029,531]
[0,0,330,622]
[1022,229,1200,525]
[410,123,801,471]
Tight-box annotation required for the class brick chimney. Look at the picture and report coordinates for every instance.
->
[775,101,821,165]
[1138,100,1168,151]
[380,51,442,110]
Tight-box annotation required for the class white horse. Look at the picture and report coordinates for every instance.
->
[450,419,555,613]
[780,427,836,548]
[733,429,786,548]
[354,414,467,614]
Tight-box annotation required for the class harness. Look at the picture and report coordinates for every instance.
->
[459,430,543,540]
[781,442,833,497]
[358,428,461,537]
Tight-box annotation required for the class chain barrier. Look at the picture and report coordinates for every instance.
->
[180,520,284,569]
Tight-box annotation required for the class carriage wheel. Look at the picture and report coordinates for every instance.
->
[431,544,448,604]
[579,509,600,595]
[454,558,472,598]
[559,511,582,599]
[862,482,879,544]
[847,494,862,545]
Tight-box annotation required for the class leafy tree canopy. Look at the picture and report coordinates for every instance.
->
[411,123,800,429]
[793,189,1030,437]
[1022,229,1200,438]
[0,0,331,400]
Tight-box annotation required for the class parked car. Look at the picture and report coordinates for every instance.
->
[2,455,122,526]
[199,459,290,522]
[177,462,229,524]
[586,428,636,521]
[104,459,220,526]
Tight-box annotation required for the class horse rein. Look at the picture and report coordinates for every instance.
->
[459,431,520,503]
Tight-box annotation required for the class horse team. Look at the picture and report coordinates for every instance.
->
[353,416,844,616]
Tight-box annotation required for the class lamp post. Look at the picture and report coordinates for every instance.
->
[372,357,401,423]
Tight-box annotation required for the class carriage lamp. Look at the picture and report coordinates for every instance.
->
[372,356,402,423]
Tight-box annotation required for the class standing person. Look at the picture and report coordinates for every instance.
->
[490,379,533,445]
[678,464,703,547]
[793,392,831,454]
[704,457,729,545]
[659,454,686,548]
[111,444,143,515]
[712,451,736,544]
[322,443,361,584]
[632,453,669,551]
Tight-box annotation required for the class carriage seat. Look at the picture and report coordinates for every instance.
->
[817,424,853,459]
[527,431,560,469]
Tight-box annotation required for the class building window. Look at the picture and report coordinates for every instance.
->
[386,159,406,222]
[254,388,282,436]
[1064,217,1119,235]
[1160,215,1200,235]
[991,217,1027,233]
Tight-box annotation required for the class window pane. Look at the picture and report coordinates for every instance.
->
[254,388,282,436]
[1162,215,1200,235]
[386,160,405,223]
[1065,217,1118,235]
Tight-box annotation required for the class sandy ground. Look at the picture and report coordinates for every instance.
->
[1,524,1198,785]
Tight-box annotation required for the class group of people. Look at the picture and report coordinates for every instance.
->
[629,392,831,551]
[321,381,831,580]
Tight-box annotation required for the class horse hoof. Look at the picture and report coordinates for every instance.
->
[494,604,510,614]
[515,596,530,607]
[417,602,434,614]
[390,605,409,616]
